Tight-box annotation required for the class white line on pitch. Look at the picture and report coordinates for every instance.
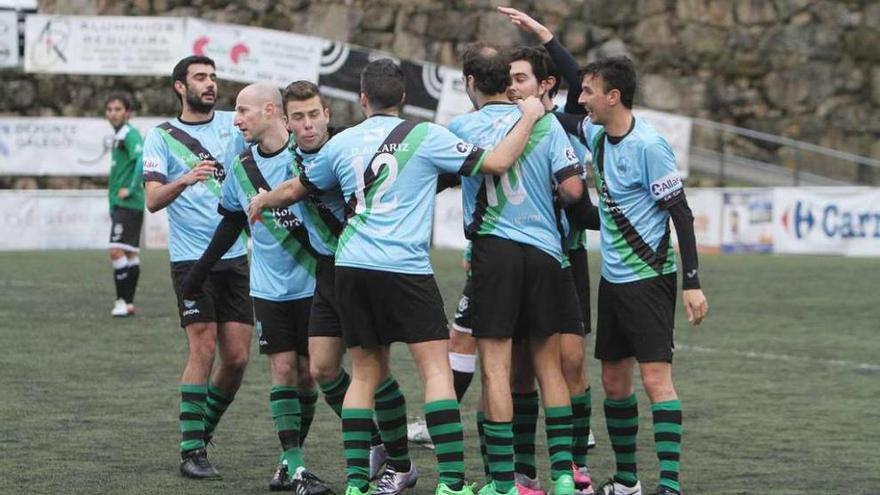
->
[677,344,880,372]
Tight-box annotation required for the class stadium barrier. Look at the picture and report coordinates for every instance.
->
[1,188,878,256]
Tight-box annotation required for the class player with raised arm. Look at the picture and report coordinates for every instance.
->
[105,92,145,318]
[142,55,252,479]
[180,83,334,493]
[502,21,599,493]
[499,12,710,492]
[249,59,546,495]
[447,42,584,495]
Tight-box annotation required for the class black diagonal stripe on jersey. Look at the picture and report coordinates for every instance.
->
[464,178,491,239]
[594,134,667,275]
[294,152,345,237]
[157,122,226,181]
[344,120,419,221]
[239,149,323,261]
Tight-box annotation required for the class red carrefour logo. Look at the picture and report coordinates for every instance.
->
[192,37,250,65]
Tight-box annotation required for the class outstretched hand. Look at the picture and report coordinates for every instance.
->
[248,188,269,224]
[497,6,553,44]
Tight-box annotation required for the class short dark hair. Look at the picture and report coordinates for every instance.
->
[105,92,133,111]
[580,56,637,109]
[360,59,406,110]
[171,55,215,101]
[283,80,327,109]
[506,45,561,97]
[462,41,511,96]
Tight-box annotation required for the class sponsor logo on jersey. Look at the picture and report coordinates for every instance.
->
[456,141,471,154]
[649,172,682,200]
[565,146,579,164]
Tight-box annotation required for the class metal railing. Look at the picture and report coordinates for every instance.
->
[689,117,880,186]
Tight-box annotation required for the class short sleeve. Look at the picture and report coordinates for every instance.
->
[142,127,169,184]
[548,119,583,184]
[581,118,601,153]
[643,137,683,209]
[218,160,243,213]
[423,123,486,176]
[298,143,338,194]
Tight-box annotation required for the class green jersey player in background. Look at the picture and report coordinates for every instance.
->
[105,92,145,318]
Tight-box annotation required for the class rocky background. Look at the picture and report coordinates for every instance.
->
[2,0,879,188]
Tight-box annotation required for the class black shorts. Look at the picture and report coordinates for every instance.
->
[564,248,592,335]
[254,297,311,356]
[334,266,448,349]
[109,206,143,251]
[558,267,587,338]
[170,256,254,328]
[451,277,473,335]
[595,273,677,363]
[308,256,344,338]
[470,235,582,341]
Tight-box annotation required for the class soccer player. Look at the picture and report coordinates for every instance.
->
[105,92,145,318]
[142,55,252,479]
[283,80,394,483]
[448,43,584,495]
[249,58,546,495]
[181,82,332,492]
[505,43,597,493]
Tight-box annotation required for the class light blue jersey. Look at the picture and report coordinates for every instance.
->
[448,103,581,263]
[300,115,486,275]
[580,117,682,283]
[292,143,347,257]
[142,111,247,262]
[220,142,317,301]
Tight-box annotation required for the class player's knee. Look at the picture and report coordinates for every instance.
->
[109,248,125,260]
[221,350,250,374]
[601,369,631,398]
[449,331,476,354]
[296,369,315,391]
[561,352,585,385]
[641,371,675,400]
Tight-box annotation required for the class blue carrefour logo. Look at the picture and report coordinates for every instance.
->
[791,200,880,239]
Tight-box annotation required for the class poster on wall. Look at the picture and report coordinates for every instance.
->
[773,187,880,257]
[184,18,322,87]
[0,116,164,176]
[24,15,185,75]
[0,190,109,250]
[720,188,774,253]
[686,188,723,252]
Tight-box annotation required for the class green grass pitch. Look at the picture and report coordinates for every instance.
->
[0,249,878,494]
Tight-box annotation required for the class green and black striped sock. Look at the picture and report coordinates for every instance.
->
[179,383,207,454]
[606,394,639,487]
[653,400,682,494]
[203,384,234,440]
[270,385,304,470]
[298,387,318,446]
[476,411,490,480]
[374,377,410,471]
[425,399,465,490]
[512,390,539,479]
[571,387,592,467]
[319,369,350,417]
[484,420,515,492]
[342,408,373,491]
[545,405,574,482]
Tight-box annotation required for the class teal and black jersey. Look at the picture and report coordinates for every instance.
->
[220,143,316,302]
[291,143,346,257]
[299,114,486,275]
[448,103,581,263]
[142,111,247,262]
[562,131,590,252]
[580,117,682,284]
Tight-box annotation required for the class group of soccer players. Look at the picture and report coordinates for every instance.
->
[106,6,707,495]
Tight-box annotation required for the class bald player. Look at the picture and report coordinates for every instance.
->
[181,83,332,493]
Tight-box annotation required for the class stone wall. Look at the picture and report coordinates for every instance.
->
[2,0,879,187]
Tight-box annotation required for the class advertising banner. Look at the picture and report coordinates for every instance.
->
[0,190,109,250]
[0,116,164,176]
[0,10,18,67]
[773,187,880,256]
[24,15,185,75]
[720,188,773,253]
[185,18,322,87]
